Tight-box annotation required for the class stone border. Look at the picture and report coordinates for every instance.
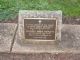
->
[18,10,62,45]
[0,23,17,52]
[12,24,80,53]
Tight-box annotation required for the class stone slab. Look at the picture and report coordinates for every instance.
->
[12,24,80,53]
[18,10,62,45]
[0,23,17,52]
[59,24,80,50]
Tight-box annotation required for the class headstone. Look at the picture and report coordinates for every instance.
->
[18,10,62,45]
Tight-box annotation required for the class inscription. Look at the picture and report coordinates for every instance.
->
[24,19,56,40]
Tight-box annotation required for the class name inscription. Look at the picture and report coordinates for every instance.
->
[24,19,56,40]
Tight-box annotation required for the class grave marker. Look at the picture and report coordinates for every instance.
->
[18,10,62,45]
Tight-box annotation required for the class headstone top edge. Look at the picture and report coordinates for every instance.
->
[19,10,62,14]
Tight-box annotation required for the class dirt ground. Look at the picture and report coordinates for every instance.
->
[0,52,80,60]
[0,16,80,25]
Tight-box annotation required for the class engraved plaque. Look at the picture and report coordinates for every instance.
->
[24,18,56,40]
[18,10,62,44]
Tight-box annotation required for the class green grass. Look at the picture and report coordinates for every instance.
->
[0,0,80,19]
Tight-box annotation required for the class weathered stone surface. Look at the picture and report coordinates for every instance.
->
[18,10,62,45]
[59,24,80,51]
[12,24,80,53]
[0,23,17,52]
